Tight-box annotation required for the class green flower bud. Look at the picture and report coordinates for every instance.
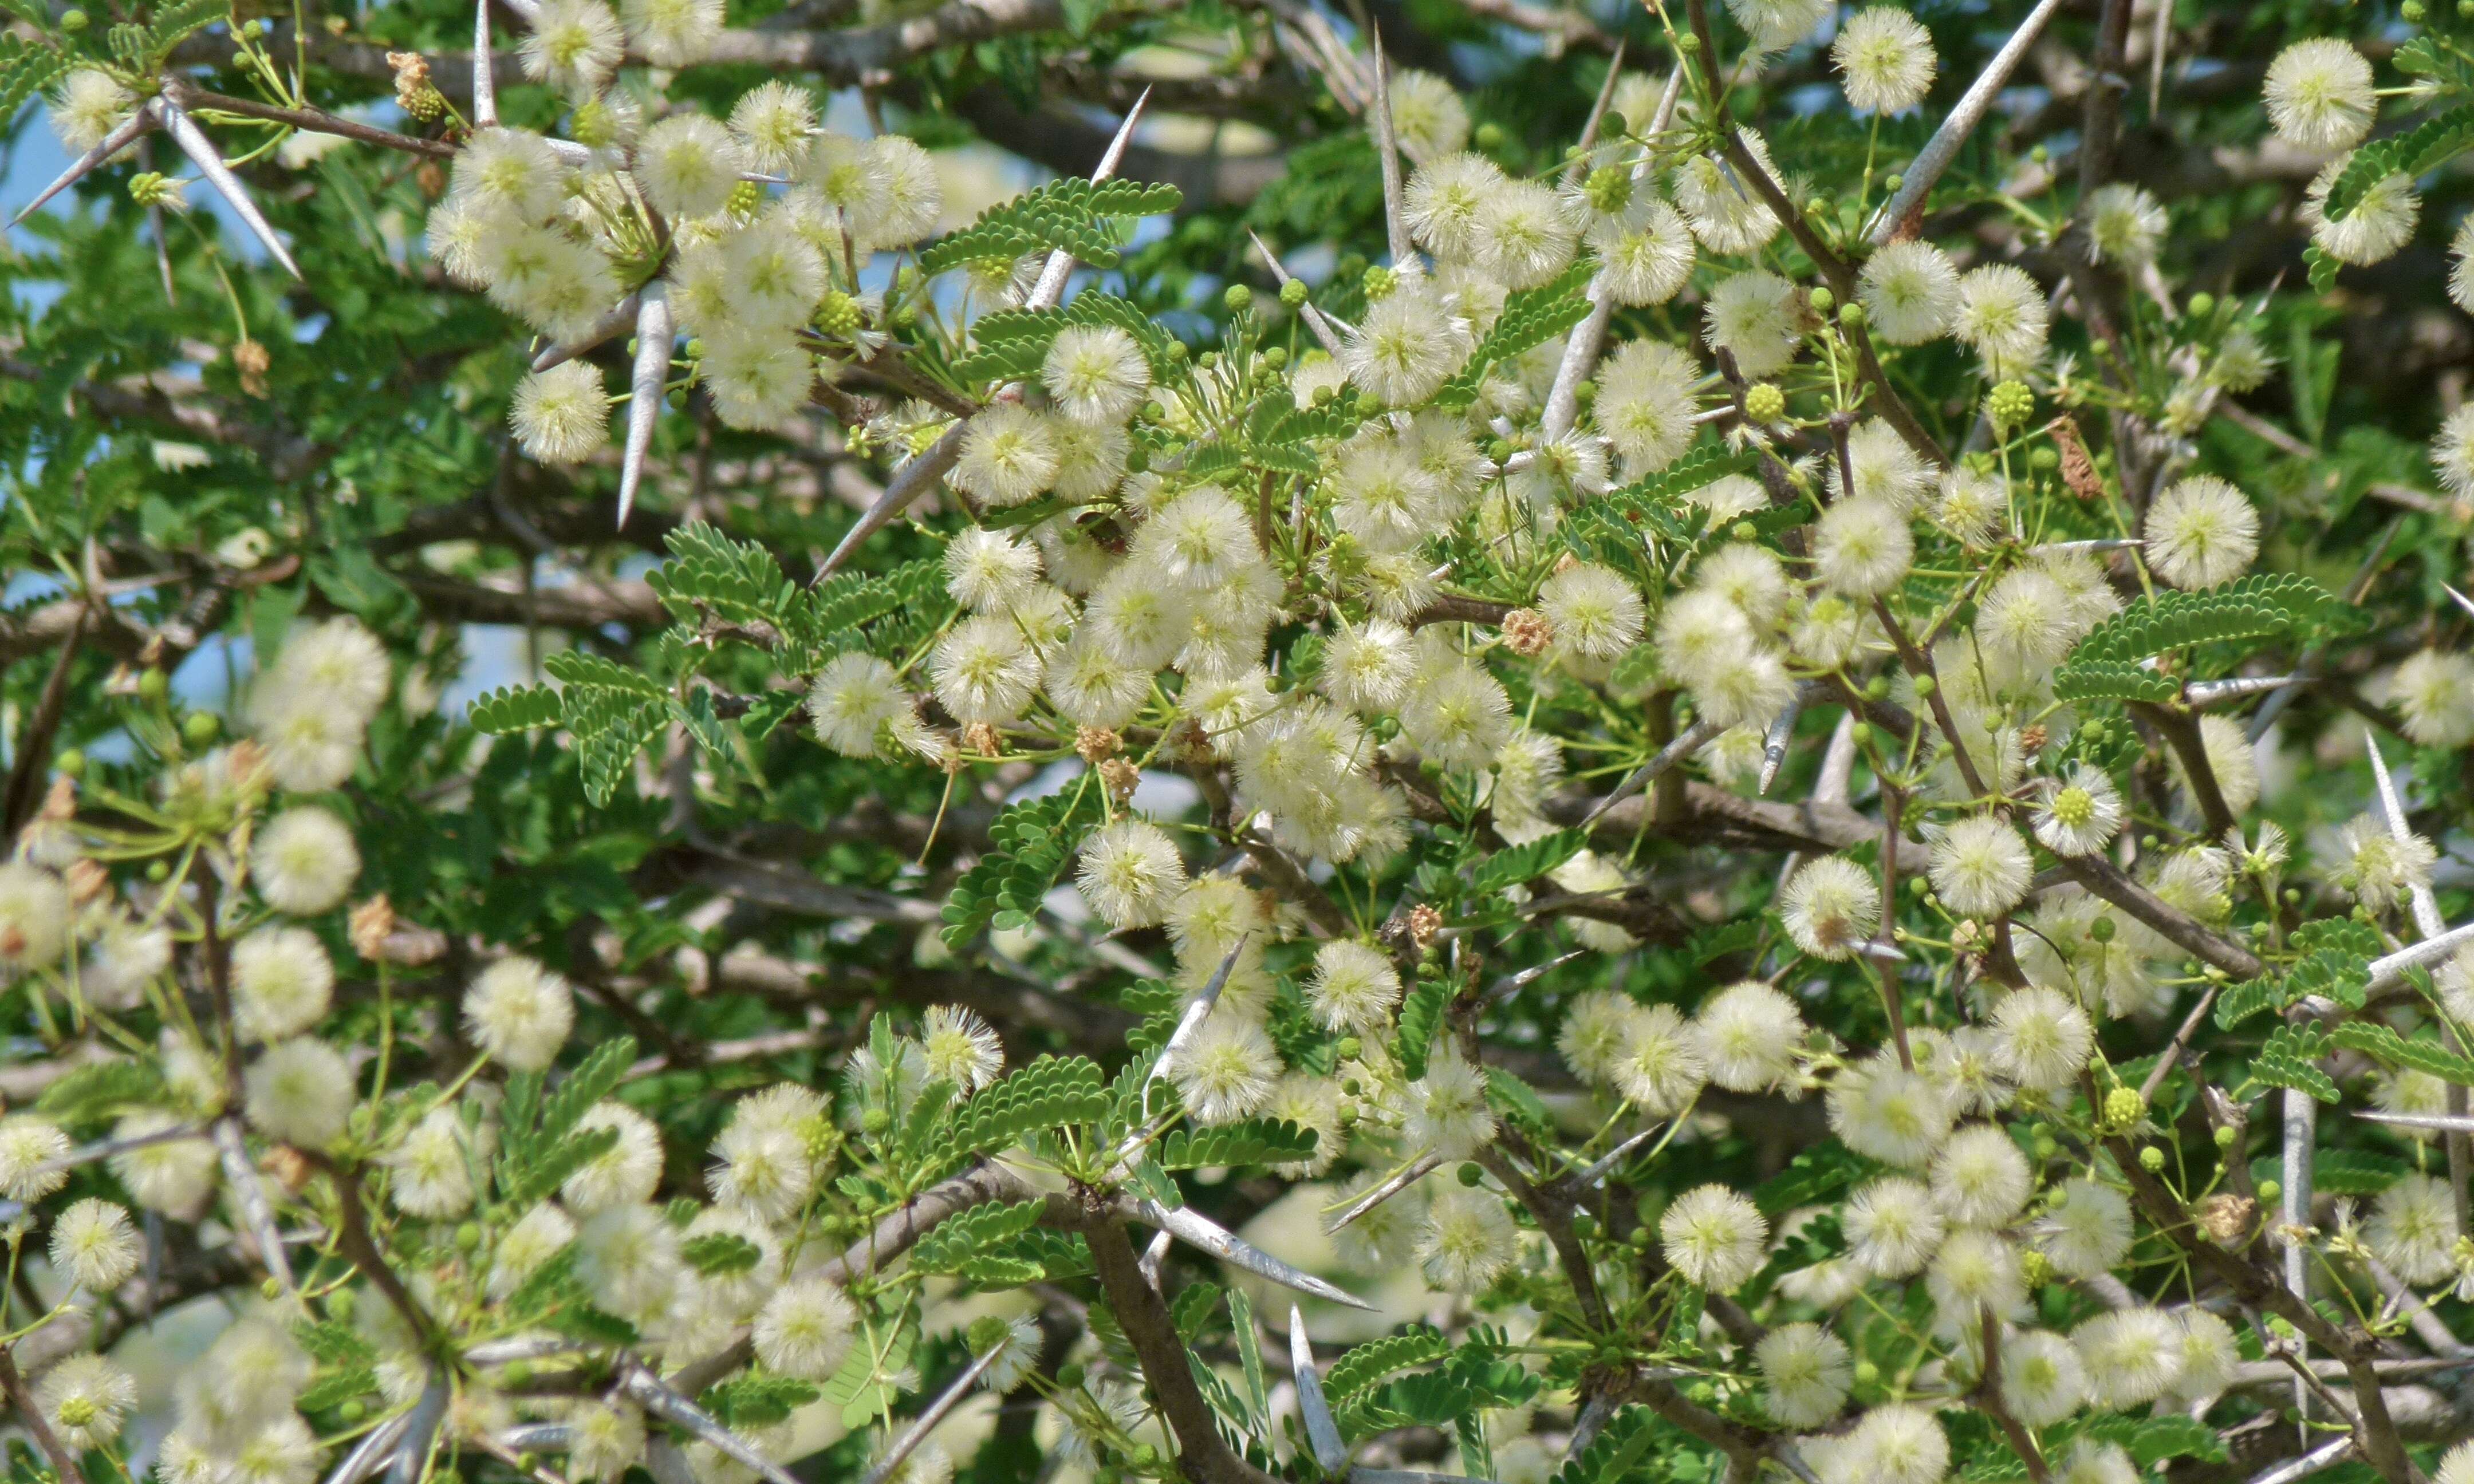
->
[137,668,168,703]
[2089,914,2115,943]
[1880,173,1902,193]
[1743,382,1787,424]
[1223,283,1253,313]
[1912,673,1936,697]
[2214,1124,2237,1149]
[2138,1145,2165,1172]
[1837,301,1865,329]
[61,6,87,27]
[1335,1035,1361,1060]
[1809,286,1835,315]
[813,289,861,336]
[1057,1362,1087,1388]
[54,749,84,779]
[1362,265,1397,302]
[1279,277,1309,307]
[2258,1178,2282,1203]
[182,711,219,745]
[1585,164,1633,216]
[1457,1162,1484,1187]
[2186,291,2216,318]
[1987,379,2036,429]
[1263,346,1288,369]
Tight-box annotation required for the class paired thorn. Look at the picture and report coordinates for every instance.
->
[1758,685,1819,795]
[1571,1121,1667,1187]
[2366,729,2447,941]
[387,1372,451,1484]
[1865,0,2069,245]
[1324,1151,1442,1234]
[1365,27,1412,269]
[858,1347,1003,1484]
[618,1360,805,1484]
[158,97,304,279]
[531,294,641,374]
[2358,1110,2474,1132]
[617,286,675,529]
[1133,1198,1375,1310]
[1579,719,1723,828]
[214,1116,298,1294]
[322,1412,415,1484]
[2183,673,2300,708]
[473,0,499,129]
[1290,1306,1347,1472]
[12,101,160,228]
[1029,87,1152,311]
[814,421,970,582]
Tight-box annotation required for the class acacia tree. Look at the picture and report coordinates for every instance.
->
[10,2,2474,1484]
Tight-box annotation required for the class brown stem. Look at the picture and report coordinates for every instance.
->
[1712,131,1945,465]
[1080,1206,1279,1484]
[1869,598,1988,797]
[1472,1147,1609,1332]
[2,605,88,841]
[0,1344,86,1484]
[1973,1306,2050,1484]
[306,1155,438,1351]
[2051,853,2263,978]
[1876,785,1913,1071]
[162,78,459,159]
[2105,1134,2417,1484]
[2132,701,2236,840]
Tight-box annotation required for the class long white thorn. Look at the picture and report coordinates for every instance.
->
[1758,684,1817,796]
[322,1413,413,1484]
[159,97,302,279]
[214,1116,297,1293]
[2358,1110,2474,1131]
[1290,1305,1346,1471]
[1030,87,1152,310]
[1324,1151,1441,1234]
[1134,1199,1375,1310]
[2243,1437,2355,1484]
[1866,0,2069,245]
[1542,65,1681,442]
[388,1371,451,1484]
[2366,730,2446,941]
[1572,1120,1665,1187]
[1579,718,1722,827]
[473,0,499,129]
[11,100,159,227]
[1247,230,1344,357]
[1138,1226,1173,1289]
[618,1361,805,1484]
[618,286,673,529]
[2445,583,2474,622]
[1366,27,1412,267]
[531,293,640,373]
[2370,919,2474,993]
[1353,1471,1504,1484]
[815,421,970,581]
[2183,673,2300,708]
[860,1348,1002,1484]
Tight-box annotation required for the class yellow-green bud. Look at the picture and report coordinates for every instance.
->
[129,172,185,211]
[1223,283,1253,313]
[1837,302,1865,329]
[1279,277,1309,308]
[726,179,765,220]
[1809,286,1835,315]
[2103,1086,2146,1132]
[1362,265,1398,302]
[2258,1178,2283,1203]
[1585,165,1633,216]
[2139,1145,2166,1172]
[813,289,861,336]
[1988,379,2035,429]
[1743,382,1787,423]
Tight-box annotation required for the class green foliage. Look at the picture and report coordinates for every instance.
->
[940,783,1107,947]
[911,1199,1050,1272]
[35,1057,164,1124]
[2331,1021,2474,1083]
[2058,574,2363,694]
[683,1230,767,1275]
[1468,828,1587,898]
[1432,264,1596,408]
[2255,1020,2340,1104]
[919,177,1184,275]
[939,1056,1111,1158]
[2248,1147,2409,1195]
[703,1374,823,1429]
[2217,919,2380,1028]
[2323,105,2474,222]
[1322,1326,1452,1401]
[1152,1118,1319,1169]
[1392,972,1452,1081]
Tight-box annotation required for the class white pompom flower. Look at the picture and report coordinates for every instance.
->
[1755,1322,1850,1427]
[1929,1122,2032,1228]
[37,1353,137,1451]
[1660,1183,1768,1292]
[1166,1013,1281,1126]
[1952,264,2050,374]
[2039,1178,2134,1279]
[2367,1171,2460,1283]
[2145,474,2258,589]
[1692,980,1805,1091]
[2264,38,2377,153]
[463,955,576,1072]
[1833,7,1936,114]
[2000,1328,2086,1426]
[1407,1048,1498,1159]
[2084,183,2168,267]
[244,1037,357,1147]
[233,926,336,1042]
[620,0,723,66]
[2032,765,2124,857]
[2389,648,2474,748]
[1858,239,1960,346]
[1387,69,1471,164]
[1781,855,1881,960]
[520,0,625,97]
[50,1197,141,1292]
[1307,940,1403,1034]
[1043,326,1152,425]
[252,806,361,915]
[1419,1188,1517,1293]
[1928,815,2032,919]
[1845,1176,1947,1278]
[2304,161,2419,267]
[512,361,610,465]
